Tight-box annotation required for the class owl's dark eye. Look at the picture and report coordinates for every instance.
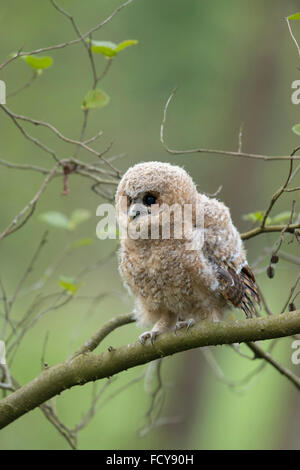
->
[143,193,157,206]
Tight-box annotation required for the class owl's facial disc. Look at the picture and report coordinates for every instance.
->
[127,191,158,222]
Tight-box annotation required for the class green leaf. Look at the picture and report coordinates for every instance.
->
[22,55,53,70]
[68,209,91,230]
[242,211,264,223]
[271,212,292,224]
[81,89,110,110]
[242,211,271,225]
[115,39,138,52]
[71,237,94,249]
[59,275,80,294]
[87,39,138,57]
[292,124,300,136]
[39,211,69,229]
[87,39,118,57]
[288,13,300,20]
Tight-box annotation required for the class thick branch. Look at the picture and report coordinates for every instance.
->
[0,311,300,430]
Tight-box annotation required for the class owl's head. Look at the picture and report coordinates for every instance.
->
[115,161,198,238]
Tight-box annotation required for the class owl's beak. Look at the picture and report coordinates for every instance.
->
[128,205,141,222]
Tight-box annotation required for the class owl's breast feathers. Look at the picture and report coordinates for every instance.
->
[217,264,260,318]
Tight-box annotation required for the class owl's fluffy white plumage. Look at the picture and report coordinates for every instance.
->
[116,161,259,343]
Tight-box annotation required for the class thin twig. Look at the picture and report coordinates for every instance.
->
[286,17,300,58]
[70,312,134,359]
[260,149,299,228]
[160,88,300,161]
[7,71,38,98]
[0,165,59,240]
[0,158,53,175]
[0,106,60,163]
[0,0,135,71]
[246,342,300,391]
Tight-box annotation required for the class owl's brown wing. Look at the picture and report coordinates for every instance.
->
[217,264,260,318]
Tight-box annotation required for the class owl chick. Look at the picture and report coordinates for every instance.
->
[116,161,260,344]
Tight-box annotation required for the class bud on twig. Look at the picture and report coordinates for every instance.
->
[271,254,279,264]
[267,266,275,279]
[62,163,74,196]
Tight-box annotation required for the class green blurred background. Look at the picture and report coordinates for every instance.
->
[0,0,300,450]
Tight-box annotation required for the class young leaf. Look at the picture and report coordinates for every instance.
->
[39,211,69,229]
[242,211,271,225]
[288,13,300,20]
[86,39,138,57]
[87,39,118,57]
[115,39,138,52]
[292,124,300,136]
[22,55,53,70]
[242,211,264,223]
[68,209,91,230]
[59,275,80,294]
[81,89,110,110]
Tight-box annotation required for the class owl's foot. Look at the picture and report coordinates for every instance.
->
[174,318,195,334]
[139,330,158,345]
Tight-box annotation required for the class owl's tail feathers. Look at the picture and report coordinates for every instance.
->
[240,265,261,318]
[218,264,260,319]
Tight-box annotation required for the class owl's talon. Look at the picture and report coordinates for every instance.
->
[150,330,158,344]
[139,330,158,345]
[139,331,150,344]
[186,318,196,331]
[174,319,195,333]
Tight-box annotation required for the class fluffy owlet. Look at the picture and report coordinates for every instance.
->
[116,162,260,343]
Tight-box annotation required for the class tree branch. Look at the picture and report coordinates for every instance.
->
[241,222,300,241]
[0,310,299,430]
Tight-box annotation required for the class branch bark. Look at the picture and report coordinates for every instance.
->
[241,222,300,241]
[0,310,300,430]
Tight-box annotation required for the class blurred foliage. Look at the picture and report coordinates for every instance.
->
[39,209,91,230]
[242,210,296,225]
[0,0,300,450]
